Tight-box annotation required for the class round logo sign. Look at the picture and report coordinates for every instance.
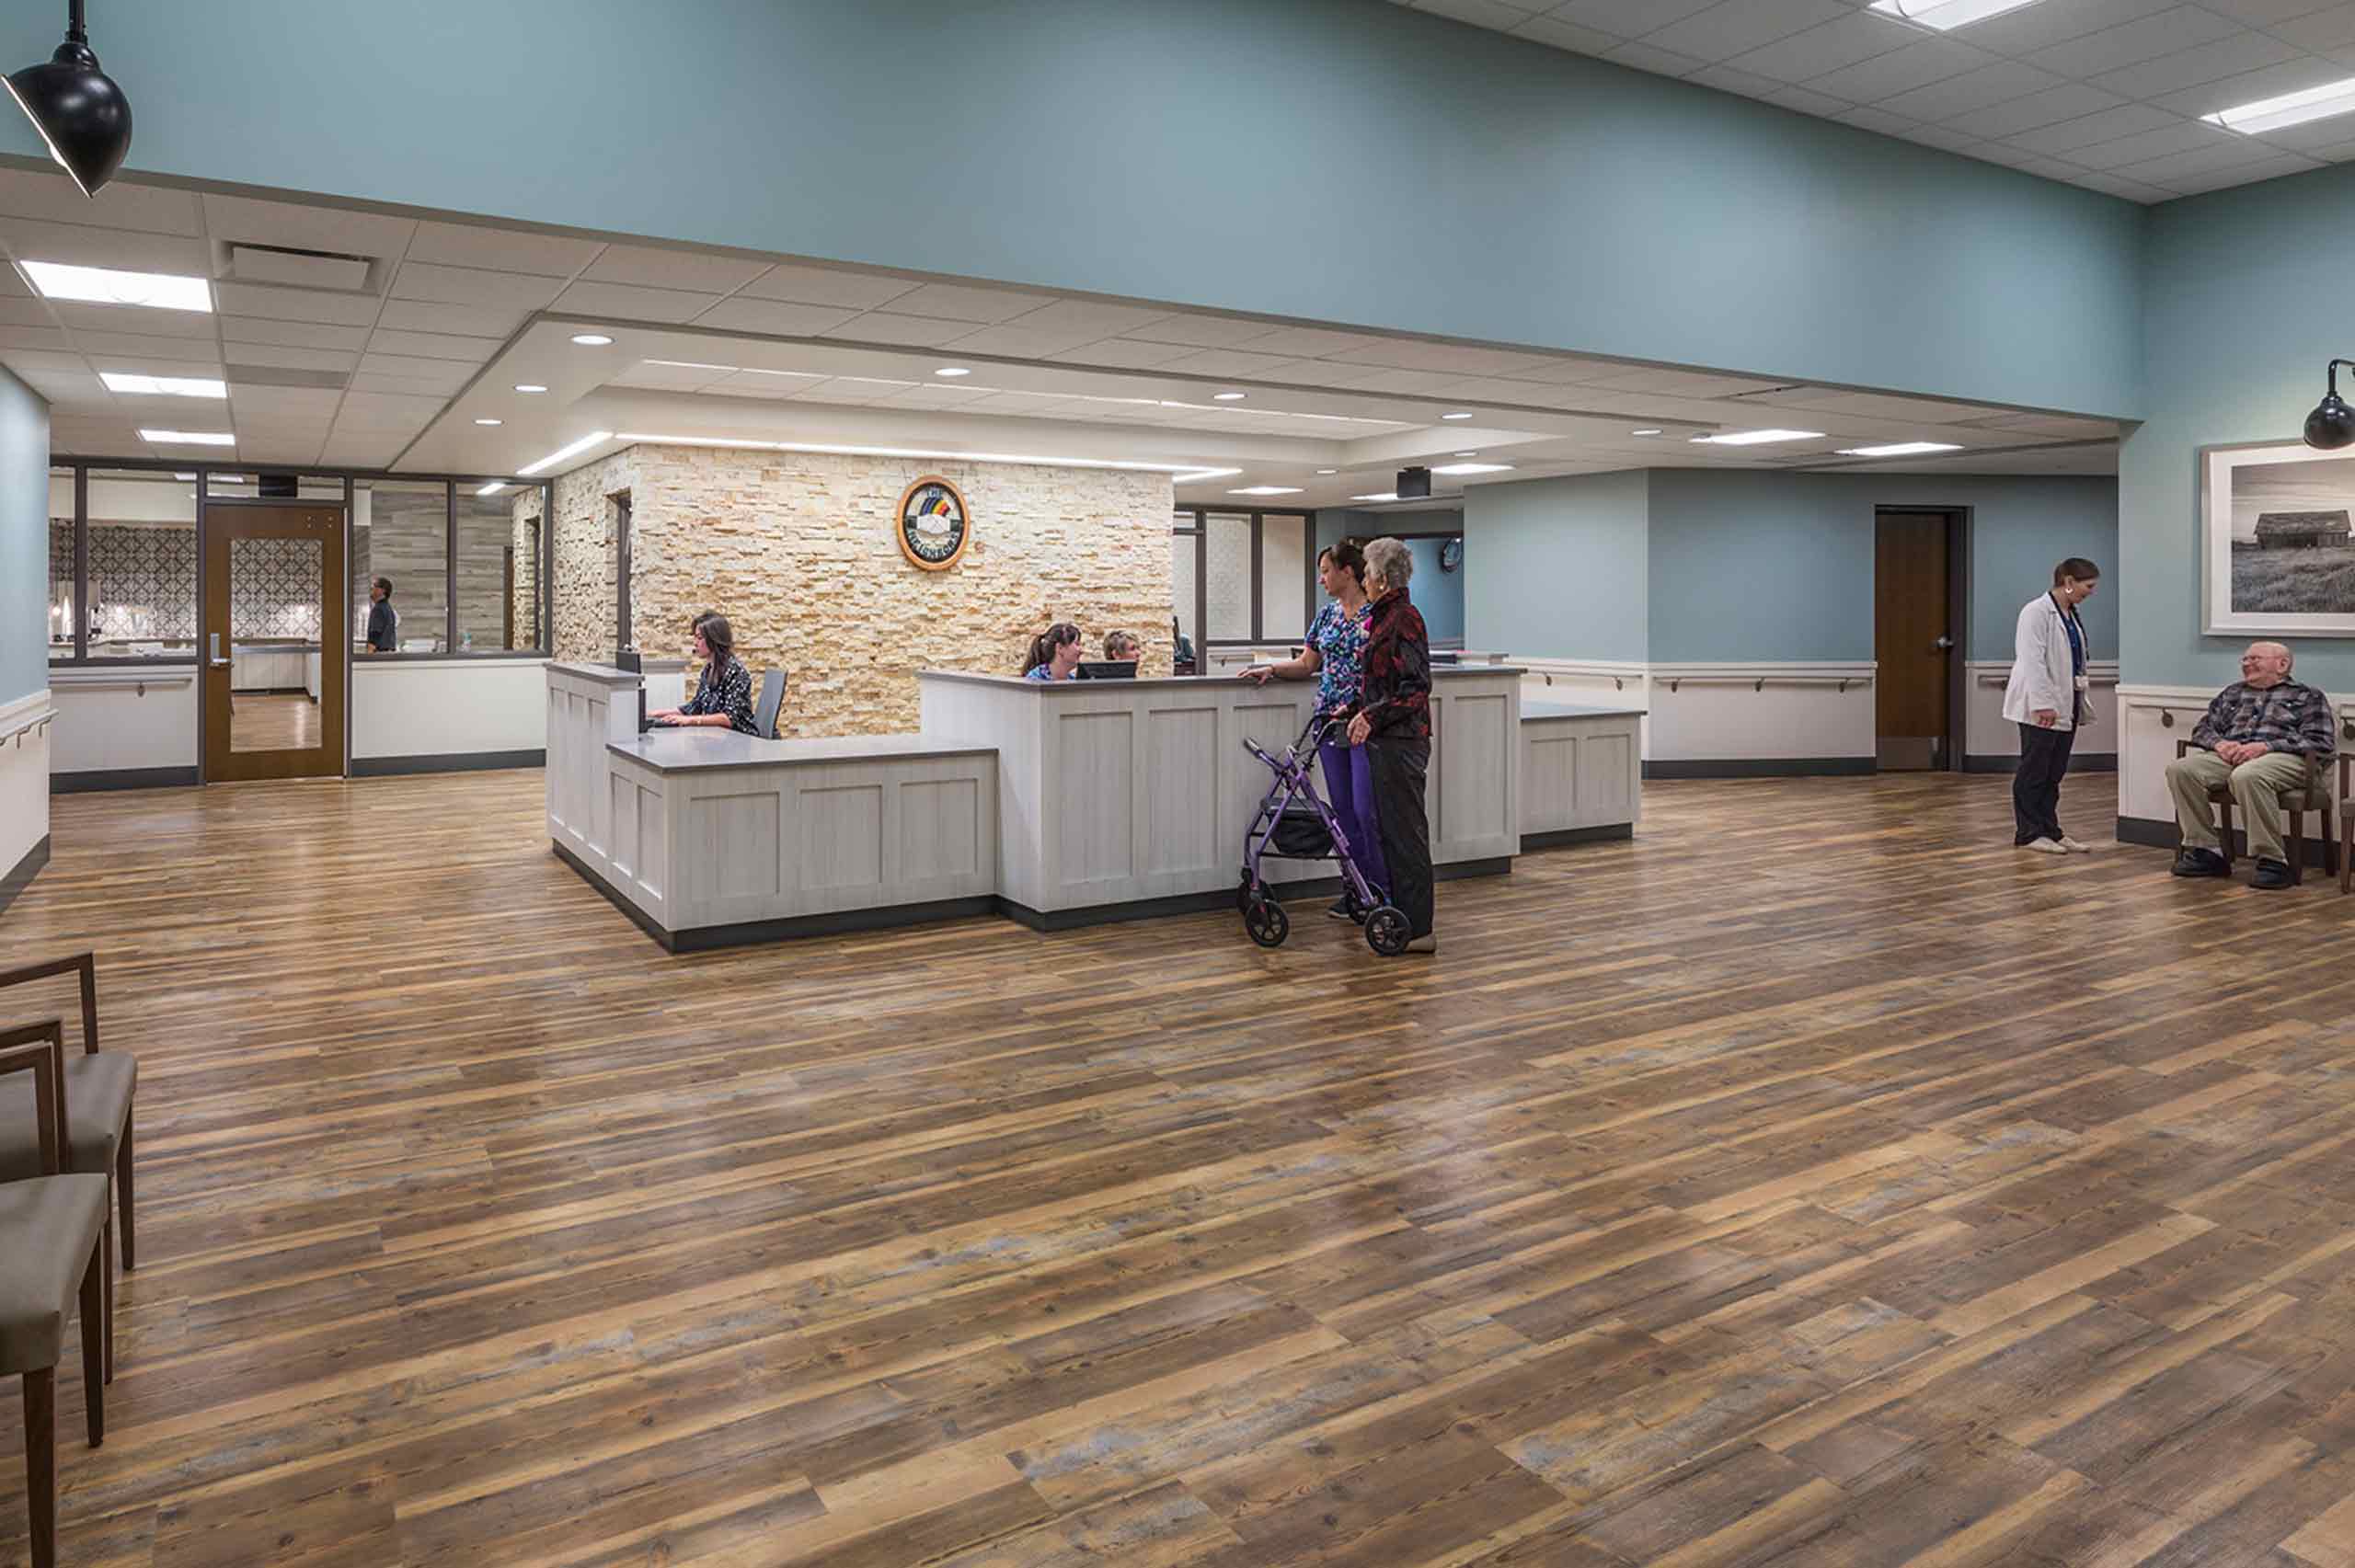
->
[896,476,971,570]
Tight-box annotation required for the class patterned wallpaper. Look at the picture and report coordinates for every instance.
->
[230,536,323,640]
[85,521,197,642]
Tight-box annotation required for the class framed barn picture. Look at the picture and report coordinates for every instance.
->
[2201,439,2355,635]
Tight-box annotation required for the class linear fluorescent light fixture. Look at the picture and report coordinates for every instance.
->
[1432,463,1514,476]
[607,432,1238,484]
[1867,0,2050,31]
[517,430,614,475]
[21,260,209,311]
[1689,429,1825,446]
[100,371,224,397]
[2204,75,2355,135]
[476,482,508,497]
[1351,492,1400,503]
[1228,486,1303,497]
[1837,441,1965,458]
[138,428,233,446]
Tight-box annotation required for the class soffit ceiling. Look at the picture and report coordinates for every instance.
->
[1394,0,2355,201]
[0,166,2122,511]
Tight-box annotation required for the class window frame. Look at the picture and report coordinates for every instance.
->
[1174,506,1313,648]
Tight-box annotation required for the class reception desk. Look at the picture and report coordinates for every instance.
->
[549,661,1632,949]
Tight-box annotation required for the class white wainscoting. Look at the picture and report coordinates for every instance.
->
[1964,659,2120,765]
[0,689,53,882]
[48,667,197,779]
[1646,662,1878,765]
[1515,659,1651,755]
[353,658,549,760]
[2117,683,2244,829]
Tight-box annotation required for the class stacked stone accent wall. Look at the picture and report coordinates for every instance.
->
[550,444,1174,736]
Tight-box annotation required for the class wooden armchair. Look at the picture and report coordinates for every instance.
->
[2175,739,2335,885]
[0,1019,110,1568]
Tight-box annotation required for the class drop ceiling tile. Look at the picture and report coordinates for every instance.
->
[226,386,342,416]
[2066,118,2240,168]
[402,222,601,277]
[1763,82,1858,115]
[937,323,1106,358]
[550,279,721,323]
[1603,40,1708,75]
[221,317,370,351]
[0,298,52,328]
[580,243,770,294]
[1326,340,1553,374]
[879,281,1060,324]
[224,342,358,372]
[1900,123,1992,153]
[1875,60,2066,122]
[356,352,472,386]
[1117,314,1284,349]
[2069,170,2189,200]
[1237,360,1394,390]
[1587,367,1786,396]
[819,313,975,348]
[2271,7,2355,50]
[390,262,564,311]
[372,299,524,338]
[2108,138,2317,183]
[1804,38,1998,104]
[1000,299,1176,337]
[1637,0,1853,67]
[690,297,864,336]
[1686,63,1788,97]
[336,391,444,421]
[1545,0,1719,37]
[1955,0,2182,54]
[1,349,92,373]
[211,281,382,326]
[2026,6,2246,78]
[0,216,210,275]
[2154,148,2326,191]
[2154,56,2355,120]
[1509,15,1625,53]
[71,331,220,363]
[0,325,72,351]
[1835,105,1922,135]
[1940,81,2128,138]
[1327,367,1470,395]
[1727,12,1917,84]
[2004,102,2184,155]
[363,328,498,363]
[1413,0,1544,29]
[201,195,418,259]
[1048,338,1202,370]
[0,171,201,234]
[2088,29,2302,99]
[48,300,217,338]
[346,372,465,398]
[1153,349,1306,378]
[734,263,919,310]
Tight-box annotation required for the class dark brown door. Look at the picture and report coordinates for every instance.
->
[1875,510,1952,772]
[201,504,345,783]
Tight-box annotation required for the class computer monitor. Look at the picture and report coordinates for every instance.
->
[1075,660,1138,681]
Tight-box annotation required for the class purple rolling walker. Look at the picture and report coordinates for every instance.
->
[1237,711,1411,956]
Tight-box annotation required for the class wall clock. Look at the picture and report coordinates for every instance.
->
[896,475,971,570]
[1440,537,1464,574]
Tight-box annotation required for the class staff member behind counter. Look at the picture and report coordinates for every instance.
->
[649,612,760,732]
[1023,623,1085,681]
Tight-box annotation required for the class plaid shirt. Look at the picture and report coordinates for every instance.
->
[2190,679,2337,759]
[1359,588,1430,740]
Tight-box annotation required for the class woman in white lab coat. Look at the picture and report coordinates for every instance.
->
[2001,556,2100,853]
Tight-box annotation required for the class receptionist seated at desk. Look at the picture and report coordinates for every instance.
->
[649,612,761,732]
[1023,622,1086,681]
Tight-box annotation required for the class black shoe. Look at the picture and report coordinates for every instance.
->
[2171,848,2229,878]
[2253,858,2295,890]
[1327,898,1356,921]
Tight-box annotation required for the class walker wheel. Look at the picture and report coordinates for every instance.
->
[1235,873,1258,914]
[1364,905,1411,956]
[1244,898,1290,948]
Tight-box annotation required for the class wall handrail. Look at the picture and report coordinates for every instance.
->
[1661,675,1874,693]
[50,673,193,692]
[1974,671,2120,686]
[2,709,56,748]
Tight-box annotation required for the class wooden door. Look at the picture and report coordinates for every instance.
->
[201,504,345,783]
[1874,510,1952,772]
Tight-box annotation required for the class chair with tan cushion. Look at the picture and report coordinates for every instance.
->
[0,1019,109,1568]
[0,953,136,1299]
[2175,738,2336,885]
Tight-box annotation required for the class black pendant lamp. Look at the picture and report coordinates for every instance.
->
[2306,360,2355,452]
[5,0,132,198]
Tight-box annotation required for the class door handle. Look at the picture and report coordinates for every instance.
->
[209,633,228,669]
[1933,635,1954,651]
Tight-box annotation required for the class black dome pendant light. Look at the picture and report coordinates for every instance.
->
[2306,361,2355,452]
[5,0,132,198]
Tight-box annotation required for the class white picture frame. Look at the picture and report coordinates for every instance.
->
[2202,438,2355,635]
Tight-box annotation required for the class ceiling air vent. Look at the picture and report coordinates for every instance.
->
[224,366,350,391]
[227,243,373,292]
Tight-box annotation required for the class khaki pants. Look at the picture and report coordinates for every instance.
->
[2166,749,2313,864]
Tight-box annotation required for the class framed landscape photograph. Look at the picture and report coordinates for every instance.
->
[2203,439,2355,635]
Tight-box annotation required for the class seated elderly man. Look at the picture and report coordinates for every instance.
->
[2166,641,2337,889]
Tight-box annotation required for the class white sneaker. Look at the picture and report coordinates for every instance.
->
[2059,836,2093,853]
[2022,838,2067,854]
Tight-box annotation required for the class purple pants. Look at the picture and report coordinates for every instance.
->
[1319,738,1389,899]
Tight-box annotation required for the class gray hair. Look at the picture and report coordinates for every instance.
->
[1363,536,1413,589]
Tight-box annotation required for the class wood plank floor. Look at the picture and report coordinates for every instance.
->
[6,767,2355,1565]
[228,693,320,753]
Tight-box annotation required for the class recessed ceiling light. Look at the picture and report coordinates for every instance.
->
[1453,451,1478,458]
[1631,429,1664,437]
[1351,492,1401,503]
[1867,0,2050,31]
[476,482,508,497]
[516,429,614,476]
[100,371,224,398]
[1688,429,1825,446]
[2203,75,2355,135]
[1228,485,1304,497]
[474,417,504,427]
[934,366,971,377]
[1441,411,1473,421]
[569,333,614,347]
[513,383,548,394]
[1432,463,1515,475]
[1214,391,1246,402]
[1316,468,1338,475]
[21,261,210,312]
[1837,441,1965,458]
[138,429,234,446]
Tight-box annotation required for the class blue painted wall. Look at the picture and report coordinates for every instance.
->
[2126,162,2355,689]
[0,367,45,706]
[1404,537,1465,647]
[1463,473,1648,662]
[0,0,2142,417]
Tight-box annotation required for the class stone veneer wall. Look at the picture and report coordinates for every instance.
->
[550,444,1174,736]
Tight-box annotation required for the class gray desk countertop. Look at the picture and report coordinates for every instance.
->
[1522,701,1647,721]
[919,665,1525,691]
[608,729,997,773]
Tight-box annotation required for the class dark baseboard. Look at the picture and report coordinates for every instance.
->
[1964,753,2118,775]
[0,834,50,921]
[1520,823,1635,851]
[2116,814,2337,871]
[353,749,546,778]
[996,855,1513,933]
[52,766,201,794]
[1644,757,1874,780]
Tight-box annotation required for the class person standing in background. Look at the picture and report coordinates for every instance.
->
[2002,556,2100,854]
[364,577,397,654]
[1350,537,1435,955]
